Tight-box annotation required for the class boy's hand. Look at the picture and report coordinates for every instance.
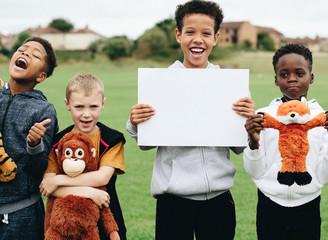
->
[245,114,264,150]
[232,97,255,118]
[324,112,328,131]
[110,231,120,240]
[87,188,111,209]
[130,104,155,126]
[40,175,59,197]
[27,119,51,147]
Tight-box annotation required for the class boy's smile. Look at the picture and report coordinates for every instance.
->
[175,13,219,68]
[275,53,314,101]
[65,91,105,135]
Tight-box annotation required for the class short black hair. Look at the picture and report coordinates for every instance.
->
[23,37,57,78]
[272,43,313,73]
[175,0,224,33]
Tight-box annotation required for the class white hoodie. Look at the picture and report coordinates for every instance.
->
[243,98,328,207]
[127,60,244,200]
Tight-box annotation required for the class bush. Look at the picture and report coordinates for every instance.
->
[137,27,168,57]
[257,32,275,51]
[104,36,132,60]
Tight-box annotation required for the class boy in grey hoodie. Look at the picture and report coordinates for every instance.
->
[0,37,58,240]
[126,1,255,239]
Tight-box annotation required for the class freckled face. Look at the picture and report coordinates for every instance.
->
[65,91,104,135]
[175,13,219,69]
[275,53,313,101]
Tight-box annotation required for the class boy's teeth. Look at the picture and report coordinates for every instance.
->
[191,48,204,53]
[15,58,27,69]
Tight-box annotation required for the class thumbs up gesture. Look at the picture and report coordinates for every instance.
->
[27,119,51,147]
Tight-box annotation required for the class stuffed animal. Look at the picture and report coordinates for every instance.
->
[0,79,17,182]
[44,131,118,239]
[260,99,326,186]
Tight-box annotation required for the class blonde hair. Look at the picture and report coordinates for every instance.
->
[66,73,104,102]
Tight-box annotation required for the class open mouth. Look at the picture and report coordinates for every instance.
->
[190,48,205,55]
[15,58,27,69]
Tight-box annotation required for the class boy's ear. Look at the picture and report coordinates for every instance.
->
[310,73,314,84]
[175,28,182,44]
[102,97,106,110]
[213,31,220,46]
[274,76,278,86]
[64,98,71,111]
[36,72,47,83]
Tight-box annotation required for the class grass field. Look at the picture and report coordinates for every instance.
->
[1,51,328,239]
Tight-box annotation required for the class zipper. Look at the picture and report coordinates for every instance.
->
[1,94,15,135]
[200,147,210,199]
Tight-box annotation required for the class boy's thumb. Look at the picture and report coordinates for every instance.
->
[40,119,52,127]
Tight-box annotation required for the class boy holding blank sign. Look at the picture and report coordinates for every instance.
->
[127,0,254,239]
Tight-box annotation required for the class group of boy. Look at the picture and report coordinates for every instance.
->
[1,0,328,240]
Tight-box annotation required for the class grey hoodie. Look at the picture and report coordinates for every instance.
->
[127,61,244,200]
[0,83,58,204]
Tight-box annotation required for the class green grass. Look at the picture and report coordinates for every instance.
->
[1,52,328,239]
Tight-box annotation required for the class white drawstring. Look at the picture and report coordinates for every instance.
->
[2,214,8,224]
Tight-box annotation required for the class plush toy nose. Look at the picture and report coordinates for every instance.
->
[289,111,297,118]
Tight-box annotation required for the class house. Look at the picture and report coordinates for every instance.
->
[219,21,257,49]
[0,33,16,49]
[284,37,321,52]
[24,26,106,51]
[255,26,283,50]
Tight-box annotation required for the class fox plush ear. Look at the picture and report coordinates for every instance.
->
[0,133,17,182]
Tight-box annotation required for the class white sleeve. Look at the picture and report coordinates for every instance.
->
[243,143,267,180]
[316,133,328,185]
[126,118,157,151]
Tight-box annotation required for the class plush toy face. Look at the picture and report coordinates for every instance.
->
[56,132,96,177]
[276,100,310,125]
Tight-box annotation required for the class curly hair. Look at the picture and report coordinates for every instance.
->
[175,0,224,33]
[272,44,313,72]
[23,37,57,78]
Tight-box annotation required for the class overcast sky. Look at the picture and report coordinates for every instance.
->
[1,0,327,40]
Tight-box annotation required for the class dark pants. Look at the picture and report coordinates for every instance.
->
[100,175,127,240]
[0,198,45,240]
[257,190,321,240]
[155,191,236,240]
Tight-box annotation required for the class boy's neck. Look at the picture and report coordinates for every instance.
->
[9,78,36,95]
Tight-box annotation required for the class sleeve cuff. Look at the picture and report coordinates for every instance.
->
[26,139,44,155]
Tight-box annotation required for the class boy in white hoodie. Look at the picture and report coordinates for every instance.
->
[244,43,328,240]
[126,0,255,239]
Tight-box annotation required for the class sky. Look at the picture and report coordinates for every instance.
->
[1,0,327,40]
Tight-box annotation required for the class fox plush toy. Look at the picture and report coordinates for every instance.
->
[0,79,17,182]
[260,99,326,186]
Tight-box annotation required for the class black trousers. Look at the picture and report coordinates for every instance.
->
[257,190,321,240]
[155,191,236,240]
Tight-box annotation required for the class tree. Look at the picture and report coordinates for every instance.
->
[88,39,105,59]
[104,36,132,60]
[137,27,168,57]
[156,18,179,49]
[49,18,74,32]
[11,32,32,54]
[257,32,275,51]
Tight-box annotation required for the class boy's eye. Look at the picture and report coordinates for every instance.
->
[279,73,288,78]
[296,72,304,77]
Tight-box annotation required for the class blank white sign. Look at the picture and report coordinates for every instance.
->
[138,68,249,146]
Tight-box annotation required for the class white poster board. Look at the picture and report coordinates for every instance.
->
[138,68,249,146]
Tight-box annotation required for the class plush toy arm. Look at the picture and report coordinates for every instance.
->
[0,133,17,182]
[99,207,119,236]
[305,112,326,129]
[259,112,282,129]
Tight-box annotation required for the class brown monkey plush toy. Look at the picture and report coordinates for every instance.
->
[44,131,118,239]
